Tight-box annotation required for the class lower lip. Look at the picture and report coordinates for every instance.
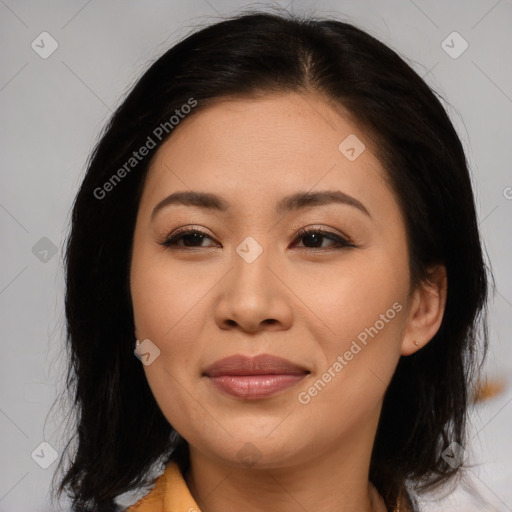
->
[207,374,307,400]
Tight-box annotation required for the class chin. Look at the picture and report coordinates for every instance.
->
[193,425,312,470]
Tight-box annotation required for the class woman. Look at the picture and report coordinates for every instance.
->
[53,9,491,512]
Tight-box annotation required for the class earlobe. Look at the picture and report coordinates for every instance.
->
[400,265,448,356]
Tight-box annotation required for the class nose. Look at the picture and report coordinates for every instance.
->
[213,243,293,334]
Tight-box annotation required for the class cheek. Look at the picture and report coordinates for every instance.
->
[131,248,213,341]
[294,249,409,342]
[295,283,406,430]
[130,254,210,432]
[294,252,409,413]
[130,249,216,381]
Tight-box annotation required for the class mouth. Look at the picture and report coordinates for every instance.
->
[203,353,310,400]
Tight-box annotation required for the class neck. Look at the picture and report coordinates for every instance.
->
[184,409,389,512]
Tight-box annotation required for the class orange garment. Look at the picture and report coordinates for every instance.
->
[127,460,201,512]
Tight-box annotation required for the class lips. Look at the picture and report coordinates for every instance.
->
[203,354,310,400]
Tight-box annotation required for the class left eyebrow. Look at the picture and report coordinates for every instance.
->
[276,190,371,218]
[150,189,371,222]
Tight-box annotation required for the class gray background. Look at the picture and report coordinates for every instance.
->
[1,1,511,511]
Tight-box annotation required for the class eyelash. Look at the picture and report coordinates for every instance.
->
[159,226,355,251]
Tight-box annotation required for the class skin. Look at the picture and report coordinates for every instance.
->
[129,91,447,512]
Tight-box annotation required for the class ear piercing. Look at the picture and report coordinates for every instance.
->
[413,340,420,346]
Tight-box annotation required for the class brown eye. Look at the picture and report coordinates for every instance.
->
[293,227,354,250]
[160,228,218,248]
[159,226,355,250]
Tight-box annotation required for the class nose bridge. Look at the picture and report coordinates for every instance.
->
[230,235,274,298]
[214,235,292,331]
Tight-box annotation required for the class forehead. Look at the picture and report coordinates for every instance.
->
[140,92,395,220]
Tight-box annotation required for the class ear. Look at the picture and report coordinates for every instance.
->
[401,264,448,356]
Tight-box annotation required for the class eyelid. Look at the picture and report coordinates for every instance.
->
[166,225,212,237]
[292,224,354,245]
[158,225,217,246]
[159,224,355,250]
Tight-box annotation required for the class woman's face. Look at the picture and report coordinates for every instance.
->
[130,92,414,470]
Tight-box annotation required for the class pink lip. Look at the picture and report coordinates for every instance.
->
[203,354,310,400]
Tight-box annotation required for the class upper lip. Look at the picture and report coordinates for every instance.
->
[203,353,310,377]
